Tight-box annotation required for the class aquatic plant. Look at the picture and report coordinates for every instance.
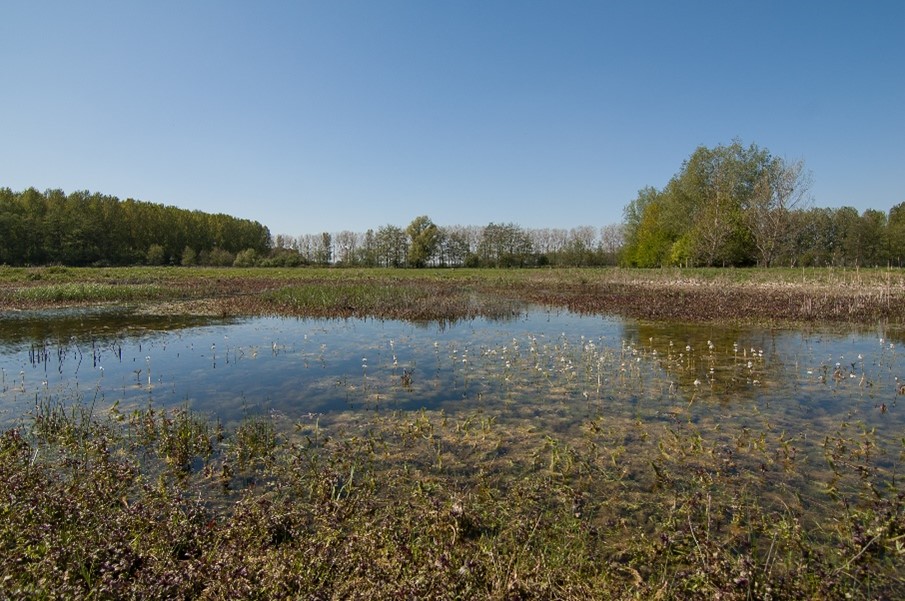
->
[2,352,903,600]
[2,267,905,597]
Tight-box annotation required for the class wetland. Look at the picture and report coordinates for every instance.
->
[1,267,904,599]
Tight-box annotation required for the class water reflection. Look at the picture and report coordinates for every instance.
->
[0,309,902,441]
[5,306,903,572]
[0,307,231,351]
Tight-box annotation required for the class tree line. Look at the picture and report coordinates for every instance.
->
[621,139,905,268]
[270,219,625,268]
[0,187,623,268]
[6,141,902,270]
[0,187,271,266]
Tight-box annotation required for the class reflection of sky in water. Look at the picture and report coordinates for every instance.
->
[0,310,619,420]
[1,310,904,440]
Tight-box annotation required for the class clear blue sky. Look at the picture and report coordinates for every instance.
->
[2,1,903,237]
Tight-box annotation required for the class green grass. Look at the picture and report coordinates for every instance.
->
[265,282,433,310]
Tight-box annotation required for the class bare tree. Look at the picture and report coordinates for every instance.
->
[296,233,317,263]
[272,234,291,249]
[599,224,624,263]
[440,225,477,266]
[315,232,333,265]
[529,228,553,257]
[334,230,357,265]
[748,158,812,267]
[694,194,735,266]
[568,226,597,265]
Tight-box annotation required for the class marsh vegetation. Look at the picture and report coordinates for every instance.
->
[4,265,905,323]
[1,267,904,599]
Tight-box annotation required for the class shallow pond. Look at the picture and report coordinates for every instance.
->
[4,306,904,594]
[1,307,903,436]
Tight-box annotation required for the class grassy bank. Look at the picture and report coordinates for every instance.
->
[2,265,905,324]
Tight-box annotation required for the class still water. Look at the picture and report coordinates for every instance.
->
[1,307,903,441]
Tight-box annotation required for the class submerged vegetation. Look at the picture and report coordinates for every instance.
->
[3,326,904,599]
[2,266,905,598]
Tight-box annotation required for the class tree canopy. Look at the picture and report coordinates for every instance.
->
[0,187,271,266]
[621,140,905,268]
[622,141,812,267]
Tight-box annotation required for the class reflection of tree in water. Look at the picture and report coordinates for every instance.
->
[0,308,229,351]
[618,321,784,403]
[619,320,905,410]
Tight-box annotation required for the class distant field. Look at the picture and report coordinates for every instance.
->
[2,265,904,324]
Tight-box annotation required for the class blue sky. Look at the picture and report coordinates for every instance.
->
[2,1,903,237]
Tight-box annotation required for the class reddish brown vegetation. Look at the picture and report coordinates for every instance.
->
[515,280,905,323]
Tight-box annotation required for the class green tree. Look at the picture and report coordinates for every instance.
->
[887,202,905,266]
[477,223,534,267]
[205,248,236,267]
[233,248,258,267]
[678,141,766,266]
[181,246,197,266]
[406,215,440,268]
[857,209,889,266]
[622,141,776,267]
[622,187,659,266]
[376,225,408,267]
[0,187,26,265]
[146,244,167,265]
[631,201,674,267]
